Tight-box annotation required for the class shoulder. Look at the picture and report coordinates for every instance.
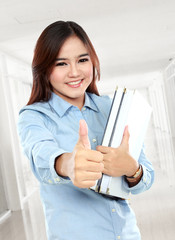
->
[20,101,49,113]
[17,102,55,139]
[18,101,52,128]
[19,101,52,118]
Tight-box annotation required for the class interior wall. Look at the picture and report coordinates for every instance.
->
[163,60,175,137]
[148,71,175,184]
[0,51,37,218]
[0,161,8,215]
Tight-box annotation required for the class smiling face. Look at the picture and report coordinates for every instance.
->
[49,35,93,109]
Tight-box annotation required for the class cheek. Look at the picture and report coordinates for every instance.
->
[85,64,93,80]
[49,70,64,85]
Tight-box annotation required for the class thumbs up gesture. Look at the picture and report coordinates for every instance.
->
[96,126,139,177]
[77,119,91,149]
[55,120,104,188]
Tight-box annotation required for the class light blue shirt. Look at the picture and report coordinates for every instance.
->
[18,92,154,240]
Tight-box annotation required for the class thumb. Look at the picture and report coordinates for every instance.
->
[78,119,91,149]
[121,125,130,148]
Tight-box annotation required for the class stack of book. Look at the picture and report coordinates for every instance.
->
[91,87,152,199]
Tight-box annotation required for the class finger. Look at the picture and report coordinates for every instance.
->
[82,171,102,181]
[96,145,111,154]
[101,153,112,162]
[121,125,130,146]
[84,149,103,163]
[102,167,110,176]
[78,180,97,188]
[78,119,91,149]
[86,161,104,172]
[74,172,102,188]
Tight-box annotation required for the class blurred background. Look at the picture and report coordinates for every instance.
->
[0,0,175,239]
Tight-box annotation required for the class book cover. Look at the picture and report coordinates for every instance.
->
[91,87,152,199]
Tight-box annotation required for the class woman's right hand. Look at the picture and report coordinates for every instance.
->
[55,120,104,188]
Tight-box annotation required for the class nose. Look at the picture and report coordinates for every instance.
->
[68,63,80,78]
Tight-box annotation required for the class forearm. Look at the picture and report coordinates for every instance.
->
[123,149,154,194]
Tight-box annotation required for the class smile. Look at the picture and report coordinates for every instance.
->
[66,79,83,87]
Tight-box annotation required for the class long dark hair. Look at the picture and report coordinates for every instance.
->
[27,21,100,105]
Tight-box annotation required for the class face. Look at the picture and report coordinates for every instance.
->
[49,35,93,109]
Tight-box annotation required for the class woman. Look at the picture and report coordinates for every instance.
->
[18,21,154,240]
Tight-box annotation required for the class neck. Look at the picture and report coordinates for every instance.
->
[53,89,85,110]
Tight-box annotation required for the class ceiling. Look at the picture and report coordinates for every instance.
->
[0,0,175,89]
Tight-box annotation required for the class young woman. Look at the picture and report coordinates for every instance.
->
[18,21,154,240]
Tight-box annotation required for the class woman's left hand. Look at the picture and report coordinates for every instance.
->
[96,126,139,177]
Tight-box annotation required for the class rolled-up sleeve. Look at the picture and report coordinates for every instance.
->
[18,109,71,185]
[123,146,154,194]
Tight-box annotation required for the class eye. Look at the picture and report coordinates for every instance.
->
[55,62,67,66]
[79,58,89,63]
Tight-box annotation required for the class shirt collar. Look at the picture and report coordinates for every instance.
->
[48,92,99,117]
[84,93,99,112]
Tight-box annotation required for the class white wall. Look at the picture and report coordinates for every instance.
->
[0,52,37,218]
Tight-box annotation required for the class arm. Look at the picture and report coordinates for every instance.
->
[124,146,154,194]
[18,110,68,184]
[18,111,103,188]
[55,120,104,188]
[96,126,154,193]
[125,164,143,187]
[96,126,139,178]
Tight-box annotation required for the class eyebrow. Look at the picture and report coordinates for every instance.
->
[55,53,89,61]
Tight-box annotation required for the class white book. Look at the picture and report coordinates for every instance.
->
[91,87,152,199]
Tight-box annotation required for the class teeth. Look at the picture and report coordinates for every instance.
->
[67,80,82,85]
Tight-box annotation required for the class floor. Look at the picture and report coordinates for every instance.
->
[0,191,47,240]
[0,124,175,240]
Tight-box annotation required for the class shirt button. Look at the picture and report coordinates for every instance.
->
[82,107,86,111]
[48,179,53,184]
[143,177,147,183]
[55,177,60,182]
[112,208,116,212]
[92,138,96,143]
[117,236,121,239]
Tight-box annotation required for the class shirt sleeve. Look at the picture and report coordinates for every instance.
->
[123,145,155,194]
[17,109,71,185]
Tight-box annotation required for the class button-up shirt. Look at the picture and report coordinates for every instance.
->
[18,92,154,240]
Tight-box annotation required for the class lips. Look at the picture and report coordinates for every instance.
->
[67,80,82,85]
[66,79,83,88]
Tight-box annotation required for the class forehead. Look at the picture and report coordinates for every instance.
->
[58,36,88,57]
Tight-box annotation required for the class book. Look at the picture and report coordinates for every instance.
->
[91,87,152,199]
